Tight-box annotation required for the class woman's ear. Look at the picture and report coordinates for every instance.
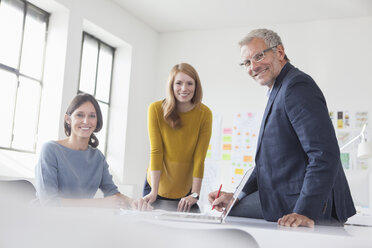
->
[64,114,71,125]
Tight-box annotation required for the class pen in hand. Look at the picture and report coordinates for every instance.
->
[211,184,223,210]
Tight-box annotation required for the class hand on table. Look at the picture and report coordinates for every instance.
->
[278,213,314,228]
[177,195,198,212]
[130,198,153,211]
[143,191,157,205]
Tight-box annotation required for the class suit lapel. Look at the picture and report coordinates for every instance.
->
[255,63,293,156]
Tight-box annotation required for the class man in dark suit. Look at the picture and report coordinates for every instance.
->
[209,28,356,227]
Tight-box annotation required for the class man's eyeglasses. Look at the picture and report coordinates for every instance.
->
[239,46,277,68]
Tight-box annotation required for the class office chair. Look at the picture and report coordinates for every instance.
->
[0,179,36,204]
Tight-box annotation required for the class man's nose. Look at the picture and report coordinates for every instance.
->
[249,60,260,71]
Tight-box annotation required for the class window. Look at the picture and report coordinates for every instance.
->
[78,32,115,154]
[0,0,49,153]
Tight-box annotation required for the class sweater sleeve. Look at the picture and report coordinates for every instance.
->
[35,142,60,205]
[192,107,213,178]
[99,157,119,197]
[148,102,164,171]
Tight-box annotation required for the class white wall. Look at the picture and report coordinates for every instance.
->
[157,16,372,125]
[156,16,372,206]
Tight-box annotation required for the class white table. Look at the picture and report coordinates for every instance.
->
[1,204,371,248]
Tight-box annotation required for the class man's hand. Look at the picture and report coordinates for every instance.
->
[278,213,314,228]
[208,191,233,212]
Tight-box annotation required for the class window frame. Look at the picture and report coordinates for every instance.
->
[0,0,49,153]
[77,32,115,155]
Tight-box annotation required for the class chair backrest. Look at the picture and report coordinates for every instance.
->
[0,179,36,203]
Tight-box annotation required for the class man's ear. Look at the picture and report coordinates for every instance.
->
[276,44,285,61]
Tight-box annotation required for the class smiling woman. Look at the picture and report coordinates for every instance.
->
[142,63,212,212]
[34,93,151,211]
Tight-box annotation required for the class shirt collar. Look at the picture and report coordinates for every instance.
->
[267,82,275,98]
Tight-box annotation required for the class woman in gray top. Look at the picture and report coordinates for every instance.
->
[35,93,151,210]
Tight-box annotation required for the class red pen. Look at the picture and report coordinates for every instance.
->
[211,184,223,210]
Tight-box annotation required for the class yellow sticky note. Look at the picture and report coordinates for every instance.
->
[208,144,212,150]
[235,168,244,175]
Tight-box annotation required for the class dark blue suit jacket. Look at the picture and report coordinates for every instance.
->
[242,63,356,223]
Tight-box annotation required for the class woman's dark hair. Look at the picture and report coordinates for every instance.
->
[64,93,103,148]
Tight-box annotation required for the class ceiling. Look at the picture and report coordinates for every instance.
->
[112,0,372,33]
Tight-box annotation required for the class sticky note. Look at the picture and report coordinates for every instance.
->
[235,168,244,175]
[222,154,231,160]
[243,156,253,162]
[223,128,232,134]
[223,136,232,142]
[206,151,212,158]
[223,144,232,150]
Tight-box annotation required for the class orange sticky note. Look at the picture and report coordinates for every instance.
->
[223,144,232,150]
[243,156,253,162]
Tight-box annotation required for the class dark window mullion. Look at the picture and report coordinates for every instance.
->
[107,47,115,108]
[10,0,26,148]
[77,33,86,93]
[93,41,100,97]
[32,4,49,152]
[17,0,27,72]
[0,63,18,75]
[0,146,34,154]
[101,48,115,154]
[0,63,42,83]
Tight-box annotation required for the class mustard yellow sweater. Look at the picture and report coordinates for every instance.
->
[147,100,212,199]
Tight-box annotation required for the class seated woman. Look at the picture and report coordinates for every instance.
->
[35,93,151,210]
[143,63,212,212]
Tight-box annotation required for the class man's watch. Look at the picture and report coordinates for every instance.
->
[190,192,199,200]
